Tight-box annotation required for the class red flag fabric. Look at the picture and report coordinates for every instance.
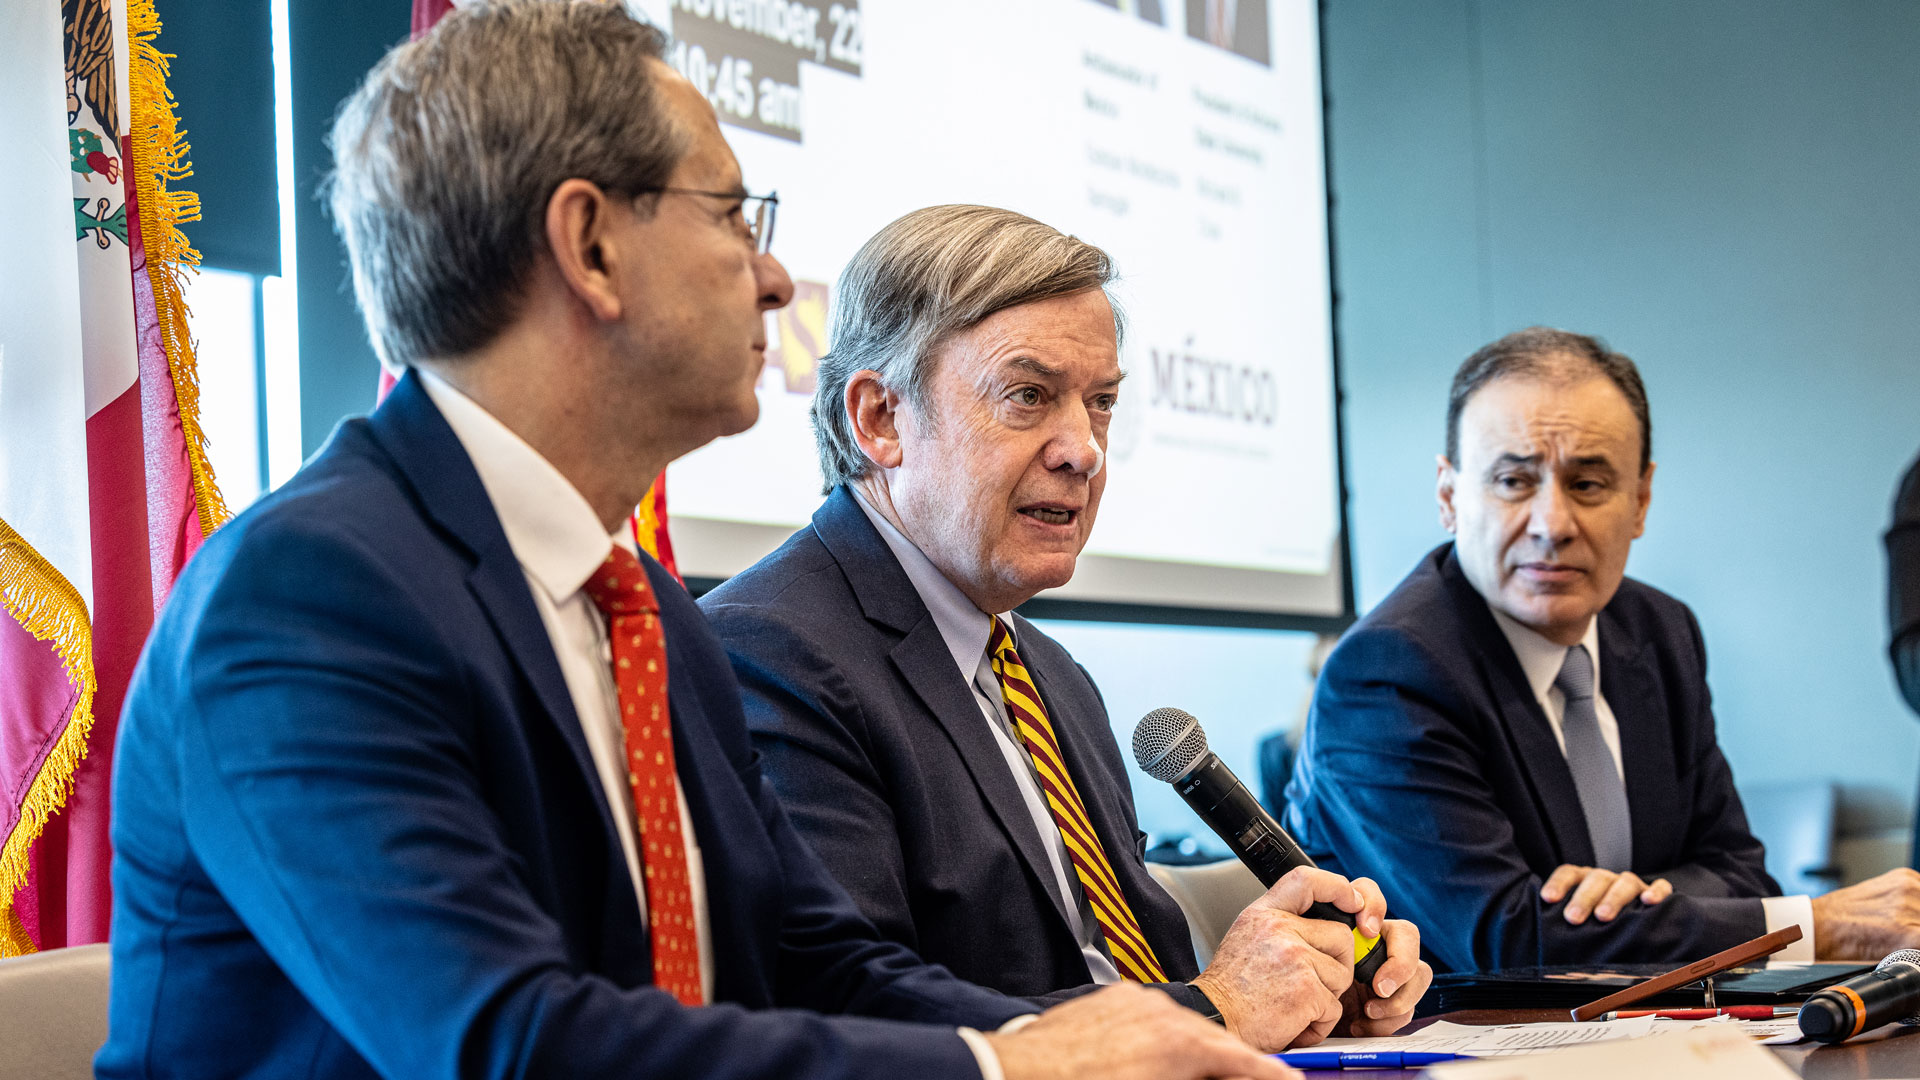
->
[0,0,226,954]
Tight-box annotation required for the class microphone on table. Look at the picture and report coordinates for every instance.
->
[1131,706,1386,985]
[1798,949,1920,1043]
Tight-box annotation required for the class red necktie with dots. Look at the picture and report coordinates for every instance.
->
[582,546,703,1005]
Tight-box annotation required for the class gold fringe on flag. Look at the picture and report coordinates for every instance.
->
[0,521,99,958]
[2,905,33,956]
[126,0,229,537]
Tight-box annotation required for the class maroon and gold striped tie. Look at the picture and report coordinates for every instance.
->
[987,616,1168,983]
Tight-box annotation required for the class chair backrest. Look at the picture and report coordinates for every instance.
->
[0,943,111,1080]
[1145,858,1266,968]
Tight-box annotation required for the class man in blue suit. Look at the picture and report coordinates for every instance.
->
[98,6,1297,1079]
[703,204,1431,1052]
[1286,327,1920,974]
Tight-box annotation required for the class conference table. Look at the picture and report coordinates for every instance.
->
[1296,1010,1920,1078]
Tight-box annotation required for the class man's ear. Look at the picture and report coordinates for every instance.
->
[544,178,624,323]
[846,370,905,470]
[1632,461,1655,539]
[1436,454,1459,533]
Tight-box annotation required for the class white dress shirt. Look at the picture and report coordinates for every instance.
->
[854,491,1127,986]
[1490,611,1624,778]
[1490,610,1813,959]
[419,370,715,1002]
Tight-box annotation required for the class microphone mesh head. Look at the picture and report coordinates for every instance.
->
[1879,949,1920,1025]
[1132,707,1209,782]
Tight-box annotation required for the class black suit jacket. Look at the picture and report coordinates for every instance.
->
[1284,544,1779,974]
[100,376,1031,1080]
[701,487,1206,1008]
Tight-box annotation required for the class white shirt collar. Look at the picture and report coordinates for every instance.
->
[1490,607,1602,702]
[850,489,1007,673]
[416,368,633,600]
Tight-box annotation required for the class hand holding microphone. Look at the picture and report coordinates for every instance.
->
[1133,708,1430,1044]
[1132,707,1387,983]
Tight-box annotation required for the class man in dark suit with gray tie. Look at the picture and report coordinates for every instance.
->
[1286,326,1920,974]
[703,204,1431,1051]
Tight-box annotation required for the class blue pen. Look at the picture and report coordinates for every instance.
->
[1275,1050,1479,1069]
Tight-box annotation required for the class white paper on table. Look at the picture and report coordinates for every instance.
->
[1305,1017,1660,1057]
[1419,1025,1799,1079]
[1644,1015,1806,1045]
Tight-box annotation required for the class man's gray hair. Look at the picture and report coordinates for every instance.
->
[811,204,1122,492]
[327,0,682,369]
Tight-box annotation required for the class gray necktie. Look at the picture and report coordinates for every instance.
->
[1555,645,1633,870]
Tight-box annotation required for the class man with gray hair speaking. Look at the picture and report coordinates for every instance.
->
[99,6,1301,1080]
[703,204,1430,1050]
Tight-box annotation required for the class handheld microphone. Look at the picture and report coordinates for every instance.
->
[1132,706,1386,985]
[1798,949,1920,1043]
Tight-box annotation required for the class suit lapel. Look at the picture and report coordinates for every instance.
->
[1600,615,1673,870]
[814,488,1077,931]
[367,372,619,849]
[889,628,1076,930]
[1489,667,1596,866]
[461,565,614,840]
[1439,549,1595,865]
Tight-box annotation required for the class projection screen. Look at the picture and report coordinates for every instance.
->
[632,0,1352,627]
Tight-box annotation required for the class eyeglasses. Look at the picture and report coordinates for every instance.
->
[631,186,778,255]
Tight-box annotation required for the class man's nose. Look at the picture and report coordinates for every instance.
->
[1049,408,1100,474]
[757,252,795,310]
[1527,483,1576,545]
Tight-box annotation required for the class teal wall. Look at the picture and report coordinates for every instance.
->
[1321,0,1920,823]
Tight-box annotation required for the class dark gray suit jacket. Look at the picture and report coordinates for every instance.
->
[701,487,1208,1009]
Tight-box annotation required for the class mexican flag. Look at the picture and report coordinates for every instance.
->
[0,0,224,954]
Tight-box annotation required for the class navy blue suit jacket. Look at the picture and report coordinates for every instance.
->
[700,488,1204,1008]
[99,375,1031,1080]
[1285,545,1778,974]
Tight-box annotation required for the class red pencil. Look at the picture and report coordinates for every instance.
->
[1601,1005,1799,1021]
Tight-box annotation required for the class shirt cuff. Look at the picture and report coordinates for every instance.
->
[1762,894,1816,960]
[958,1027,1003,1080]
[958,1015,1042,1080]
